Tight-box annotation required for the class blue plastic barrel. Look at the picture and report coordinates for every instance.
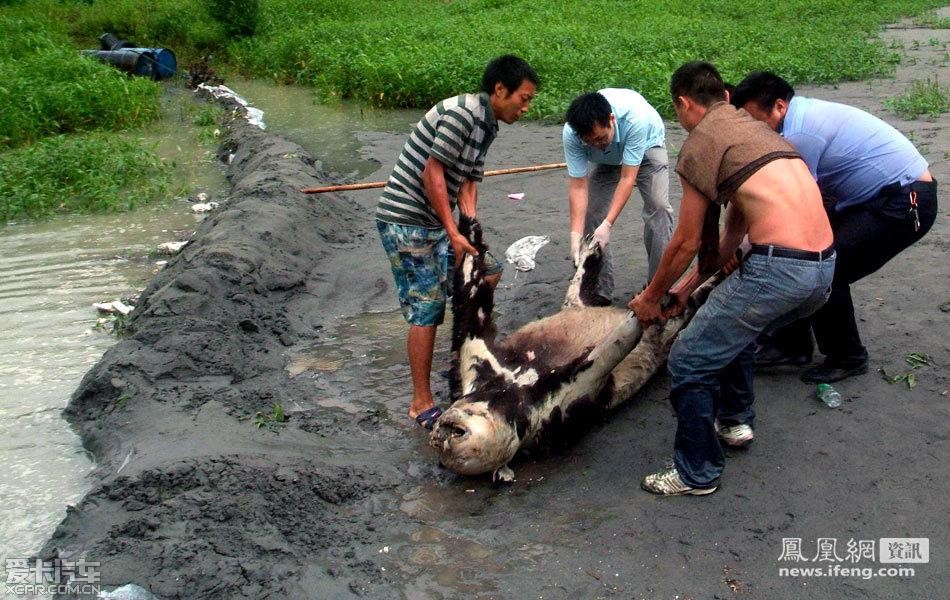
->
[126,48,177,79]
[85,49,156,79]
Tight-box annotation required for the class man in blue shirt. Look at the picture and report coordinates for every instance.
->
[563,89,674,302]
[732,72,937,383]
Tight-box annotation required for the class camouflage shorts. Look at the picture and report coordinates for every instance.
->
[376,219,502,326]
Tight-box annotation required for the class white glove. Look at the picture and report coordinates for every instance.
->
[570,231,582,267]
[593,219,612,247]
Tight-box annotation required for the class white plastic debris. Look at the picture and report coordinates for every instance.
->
[158,241,188,254]
[190,201,219,213]
[244,106,266,129]
[94,300,133,315]
[505,235,550,271]
[507,192,525,200]
[196,84,267,130]
[98,584,160,600]
[196,192,208,202]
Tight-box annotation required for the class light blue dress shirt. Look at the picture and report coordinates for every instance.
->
[563,88,665,178]
[781,96,928,210]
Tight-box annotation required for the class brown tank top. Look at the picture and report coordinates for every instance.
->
[676,102,801,205]
[676,102,801,273]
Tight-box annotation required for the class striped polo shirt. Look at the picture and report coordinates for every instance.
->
[375,93,498,228]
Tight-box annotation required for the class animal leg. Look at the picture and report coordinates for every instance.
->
[492,464,515,486]
[451,215,500,397]
[563,237,605,309]
[601,275,724,410]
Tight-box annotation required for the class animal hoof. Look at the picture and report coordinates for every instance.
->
[491,466,515,487]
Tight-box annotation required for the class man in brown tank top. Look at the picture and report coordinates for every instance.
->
[628,62,836,496]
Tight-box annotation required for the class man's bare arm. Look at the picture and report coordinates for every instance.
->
[567,176,589,234]
[423,156,477,262]
[457,178,478,218]
[628,177,708,325]
[603,164,640,225]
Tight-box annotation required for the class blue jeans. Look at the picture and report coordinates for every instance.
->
[668,247,836,488]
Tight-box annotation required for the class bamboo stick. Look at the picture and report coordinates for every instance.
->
[300,162,567,194]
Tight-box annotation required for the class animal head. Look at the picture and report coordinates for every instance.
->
[430,391,521,476]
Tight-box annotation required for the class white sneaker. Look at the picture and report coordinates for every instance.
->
[641,466,718,496]
[716,422,754,448]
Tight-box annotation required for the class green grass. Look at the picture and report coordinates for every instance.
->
[2,0,947,222]
[884,77,950,119]
[0,7,167,222]
[9,0,945,122]
[913,11,950,28]
[0,12,161,149]
[254,402,287,428]
[225,0,947,119]
[0,133,171,221]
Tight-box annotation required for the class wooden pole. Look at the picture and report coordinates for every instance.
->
[299,162,567,194]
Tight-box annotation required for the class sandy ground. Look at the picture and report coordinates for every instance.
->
[41,16,948,600]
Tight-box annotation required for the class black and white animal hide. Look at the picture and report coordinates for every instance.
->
[430,216,718,483]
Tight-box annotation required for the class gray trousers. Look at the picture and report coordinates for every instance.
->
[586,146,673,296]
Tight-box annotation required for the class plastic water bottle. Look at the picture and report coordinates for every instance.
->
[816,383,842,408]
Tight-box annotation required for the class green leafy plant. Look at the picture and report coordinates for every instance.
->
[254,402,287,428]
[906,352,935,369]
[881,369,918,389]
[884,77,950,119]
[880,353,935,389]
[912,12,950,28]
[0,132,171,221]
[205,0,259,38]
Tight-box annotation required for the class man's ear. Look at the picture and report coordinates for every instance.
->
[493,81,508,98]
[773,98,789,119]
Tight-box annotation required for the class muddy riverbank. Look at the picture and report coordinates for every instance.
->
[41,19,948,600]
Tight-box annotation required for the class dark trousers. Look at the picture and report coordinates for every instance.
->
[766,179,938,362]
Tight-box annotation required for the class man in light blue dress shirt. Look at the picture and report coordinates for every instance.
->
[563,89,674,302]
[733,72,937,383]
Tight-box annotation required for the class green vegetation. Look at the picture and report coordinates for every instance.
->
[912,11,950,28]
[2,0,946,221]
[206,0,260,38]
[226,0,947,119]
[254,402,287,428]
[0,13,160,148]
[0,7,167,221]
[0,133,170,221]
[884,77,950,119]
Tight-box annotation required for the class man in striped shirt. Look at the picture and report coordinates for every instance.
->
[375,55,538,429]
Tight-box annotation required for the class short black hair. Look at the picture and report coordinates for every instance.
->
[731,71,795,111]
[481,55,539,96]
[670,61,727,107]
[565,92,612,137]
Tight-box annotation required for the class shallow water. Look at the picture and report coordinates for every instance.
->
[231,78,420,179]
[0,204,207,563]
